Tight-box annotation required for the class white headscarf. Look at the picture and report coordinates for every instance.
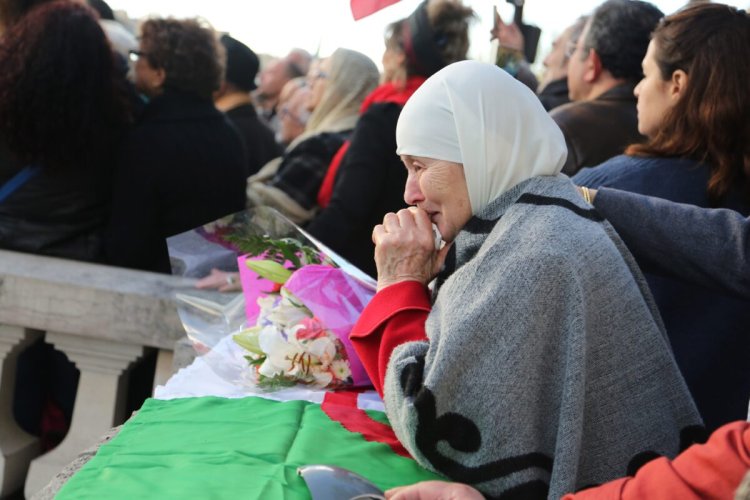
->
[396,60,567,214]
[302,48,380,140]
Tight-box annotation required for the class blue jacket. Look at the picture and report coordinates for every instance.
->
[574,155,750,432]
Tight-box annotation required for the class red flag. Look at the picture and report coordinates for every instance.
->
[350,0,401,20]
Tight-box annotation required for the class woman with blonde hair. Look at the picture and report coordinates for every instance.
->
[246,47,379,224]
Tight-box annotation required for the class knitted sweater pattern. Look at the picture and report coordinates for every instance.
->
[383,175,703,499]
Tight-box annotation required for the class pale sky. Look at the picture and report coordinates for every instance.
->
[107,0,749,72]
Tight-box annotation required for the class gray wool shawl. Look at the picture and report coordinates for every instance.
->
[383,175,703,499]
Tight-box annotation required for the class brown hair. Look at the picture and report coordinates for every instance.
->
[626,3,750,204]
[385,0,475,79]
[0,0,50,30]
[139,18,224,100]
[0,1,131,171]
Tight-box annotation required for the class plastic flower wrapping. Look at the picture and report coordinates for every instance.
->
[168,207,376,391]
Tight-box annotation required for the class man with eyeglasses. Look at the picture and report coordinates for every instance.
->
[550,0,662,176]
[254,49,312,134]
[276,80,311,148]
[536,15,588,112]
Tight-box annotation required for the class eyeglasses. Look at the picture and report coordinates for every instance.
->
[128,49,147,63]
[279,105,310,125]
[564,41,578,59]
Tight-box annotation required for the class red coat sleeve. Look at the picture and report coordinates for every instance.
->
[350,281,431,397]
[563,421,750,500]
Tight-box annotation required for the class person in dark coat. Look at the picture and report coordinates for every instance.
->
[215,35,281,178]
[574,3,750,432]
[536,16,587,111]
[550,0,662,175]
[246,48,379,224]
[0,1,133,450]
[107,18,246,274]
[307,0,475,278]
[0,1,131,263]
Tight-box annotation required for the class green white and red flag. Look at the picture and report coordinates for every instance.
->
[56,392,441,499]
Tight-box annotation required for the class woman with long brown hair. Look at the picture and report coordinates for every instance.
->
[574,2,750,432]
[0,0,132,450]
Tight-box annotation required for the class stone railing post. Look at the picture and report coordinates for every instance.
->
[23,333,143,497]
[0,325,42,497]
[0,250,194,497]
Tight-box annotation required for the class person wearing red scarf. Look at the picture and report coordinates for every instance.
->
[306,0,475,278]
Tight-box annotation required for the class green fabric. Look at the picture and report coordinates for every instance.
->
[57,397,441,499]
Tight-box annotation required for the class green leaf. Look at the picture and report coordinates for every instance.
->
[245,259,293,284]
[233,327,264,355]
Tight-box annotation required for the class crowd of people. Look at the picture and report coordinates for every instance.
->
[0,0,748,498]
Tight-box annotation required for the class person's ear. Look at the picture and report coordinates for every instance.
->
[670,69,688,102]
[583,49,602,83]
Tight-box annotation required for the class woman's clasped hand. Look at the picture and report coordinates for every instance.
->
[372,207,451,291]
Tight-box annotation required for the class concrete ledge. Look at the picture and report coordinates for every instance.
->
[0,250,195,350]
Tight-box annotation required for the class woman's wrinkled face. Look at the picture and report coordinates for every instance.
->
[402,155,472,243]
[634,40,675,138]
[306,57,331,112]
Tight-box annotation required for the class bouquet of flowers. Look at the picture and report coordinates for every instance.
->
[171,208,375,392]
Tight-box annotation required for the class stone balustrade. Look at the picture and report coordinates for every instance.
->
[0,250,195,498]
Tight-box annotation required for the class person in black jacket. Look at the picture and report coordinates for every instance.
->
[307,0,475,277]
[107,17,247,274]
[0,0,132,450]
[215,35,281,178]
[0,1,131,262]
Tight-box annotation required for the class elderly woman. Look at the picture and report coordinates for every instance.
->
[246,48,379,224]
[106,17,247,273]
[573,3,750,432]
[350,61,701,499]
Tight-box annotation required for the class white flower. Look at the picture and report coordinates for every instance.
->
[331,360,351,381]
[256,325,300,378]
[305,337,337,369]
[266,289,311,329]
[310,369,333,388]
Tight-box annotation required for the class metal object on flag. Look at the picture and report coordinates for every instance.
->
[298,464,385,500]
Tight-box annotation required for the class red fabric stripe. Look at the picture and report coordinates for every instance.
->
[321,390,411,458]
[350,281,431,396]
[317,141,350,209]
[350,0,401,20]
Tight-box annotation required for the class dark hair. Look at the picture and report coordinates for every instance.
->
[0,0,51,28]
[626,3,750,204]
[584,0,663,80]
[221,34,259,92]
[385,0,475,79]
[284,49,312,79]
[87,0,114,20]
[139,18,224,100]
[0,1,131,171]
